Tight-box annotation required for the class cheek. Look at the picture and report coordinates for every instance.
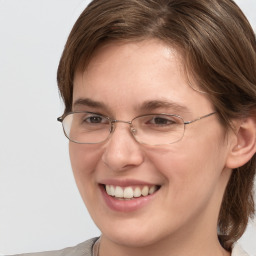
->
[69,143,103,195]
[146,132,227,200]
[69,143,102,172]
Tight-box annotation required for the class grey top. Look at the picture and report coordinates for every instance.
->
[9,238,250,256]
[12,238,99,256]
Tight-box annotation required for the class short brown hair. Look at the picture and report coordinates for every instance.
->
[57,0,256,250]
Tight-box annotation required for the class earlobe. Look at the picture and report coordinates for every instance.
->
[225,117,256,169]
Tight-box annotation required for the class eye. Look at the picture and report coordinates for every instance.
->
[148,115,178,126]
[82,113,109,124]
[85,115,104,123]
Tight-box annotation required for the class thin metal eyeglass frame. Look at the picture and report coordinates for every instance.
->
[57,111,216,145]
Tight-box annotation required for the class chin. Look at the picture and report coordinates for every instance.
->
[97,217,174,249]
[103,229,161,248]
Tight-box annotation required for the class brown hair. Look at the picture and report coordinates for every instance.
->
[57,0,256,250]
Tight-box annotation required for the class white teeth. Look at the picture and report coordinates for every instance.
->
[105,185,159,199]
[106,185,111,195]
[141,186,149,196]
[115,186,124,198]
[110,185,115,196]
[106,185,115,196]
[133,187,142,197]
[123,187,133,199]
[149,185,158,195]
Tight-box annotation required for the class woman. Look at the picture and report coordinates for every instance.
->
[18,0,256,255]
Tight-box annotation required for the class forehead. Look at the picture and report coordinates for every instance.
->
[73,39,213,116]
[84,39,184,75]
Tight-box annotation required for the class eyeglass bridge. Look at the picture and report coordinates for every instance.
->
[109,119,137,135]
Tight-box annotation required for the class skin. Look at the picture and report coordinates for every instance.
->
[70,39,233,256]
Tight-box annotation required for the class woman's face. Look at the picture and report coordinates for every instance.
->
[70,40,232,248]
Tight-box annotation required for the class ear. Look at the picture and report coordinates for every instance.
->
[225,117,256,169]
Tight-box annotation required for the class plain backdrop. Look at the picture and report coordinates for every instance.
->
[0,0,255,255]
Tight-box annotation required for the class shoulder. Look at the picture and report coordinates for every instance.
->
[231,243,251,256]
[10,237,99,256]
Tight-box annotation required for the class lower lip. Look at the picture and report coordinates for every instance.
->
[100,185,158,212]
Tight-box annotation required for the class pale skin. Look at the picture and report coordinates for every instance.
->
[69,39,256,256]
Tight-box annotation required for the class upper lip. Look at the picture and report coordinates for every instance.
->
[98,178,161,187]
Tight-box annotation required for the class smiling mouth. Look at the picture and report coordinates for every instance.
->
[103,185,161,200]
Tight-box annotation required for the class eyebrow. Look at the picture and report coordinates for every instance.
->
[139,99,190,114]
[73,98,108,110]
[73,97,190,114]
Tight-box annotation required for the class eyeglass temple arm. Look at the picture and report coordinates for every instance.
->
[184,112,216,125]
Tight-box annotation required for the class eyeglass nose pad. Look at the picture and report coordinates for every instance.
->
[109,123,115,133]
[131,127,137,135]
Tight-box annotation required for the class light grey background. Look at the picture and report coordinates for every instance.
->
[0,0,255,255]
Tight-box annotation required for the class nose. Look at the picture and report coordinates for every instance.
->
[101,122,144,172]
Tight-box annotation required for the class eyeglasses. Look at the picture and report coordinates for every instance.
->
[57,111,216,146]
